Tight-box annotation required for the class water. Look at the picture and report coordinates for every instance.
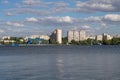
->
[0,45,120,80]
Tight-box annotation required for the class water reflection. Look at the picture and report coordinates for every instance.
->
[0,46,120,80]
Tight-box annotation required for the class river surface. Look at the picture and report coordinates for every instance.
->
[0,45,120,80]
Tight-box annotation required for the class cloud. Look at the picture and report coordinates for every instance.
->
[4,0,120,17]
[5,0,71,16]
[24,14,120,26]
[81,25,91,29]
[6,12,15,16]
[0,29,4,33]
[23,0,43,5]
[57,16,73,23]
[1,0,9,4]
[1,13,120,36]
[6,21,24,27]
[104,14,120,21]
[26,17,38,22]
[2,0,120,20]
[76,0,120,12]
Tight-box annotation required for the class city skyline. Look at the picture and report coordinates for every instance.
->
[0,0,120,37]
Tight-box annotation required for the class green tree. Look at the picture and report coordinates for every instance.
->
[62,37,68,44]
[49,39,57,44]
[41,40,49,44]
[111,38,120,45]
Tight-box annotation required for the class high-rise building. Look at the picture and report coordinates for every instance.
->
[67,31,74,43]
[56,29,62,44]
[50,29,62,44]
[96,35,103,41]
[74,31,79,41]
[103,33,112,41]
[67,30,86,43]
[79,30,86,41]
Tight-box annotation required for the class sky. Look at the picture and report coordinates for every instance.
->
[0,0,120,37]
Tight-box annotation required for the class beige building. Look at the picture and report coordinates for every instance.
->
[74,31,79,41]
[79,30,86,41]
[2,36,10,40]
[56,29,62,44]
[67,31,74,43]
[29,35,50,40]
[51,29,62,44]
[103,33,112,40]
[67,30,86,43]
[96,35,103,41]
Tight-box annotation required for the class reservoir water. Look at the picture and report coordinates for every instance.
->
[0,45,120,80]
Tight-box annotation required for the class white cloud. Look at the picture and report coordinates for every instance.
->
[104,14,120,21]
[23,0,37,5]
[4,0,120,17]
[6,12,14,16]
[26,17,38,22]
[23,14,120,28]
[0,30,4,33]
[82,25,91,29]
[76,0,120,12]
[57,16,73,23]
[6,21,24,27]
[1,13,120,36]
[1,0,9,4]
[84,16,101,22]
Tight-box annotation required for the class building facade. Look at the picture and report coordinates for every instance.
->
[79,30,86,41]
[67,31,74,43]
[103,33,112,41]
[67,30,86,43]
[96,35,103,41]
[50,29,62,44]
[29,35,50,40]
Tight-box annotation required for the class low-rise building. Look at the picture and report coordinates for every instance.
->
[113,34,120,38]
[29,35,50,40]
[86,35,95,40]
[2,36,10,40]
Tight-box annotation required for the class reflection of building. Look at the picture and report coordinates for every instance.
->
[67,30,86,43]
[50,29,62,44]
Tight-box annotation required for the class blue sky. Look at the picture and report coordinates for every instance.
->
[0,0,120,37]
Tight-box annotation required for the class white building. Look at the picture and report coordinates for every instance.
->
[67,31,74,43]
[79,30,86,41]
[74,31,79,41]
[56,29,62,44]
[67,30,86,43]
[51,29,62,44]
[39,35,50,40]
[29,35,50,40]
[2,36,10,40]
[96,35,103,41]
[103,33,112,40]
